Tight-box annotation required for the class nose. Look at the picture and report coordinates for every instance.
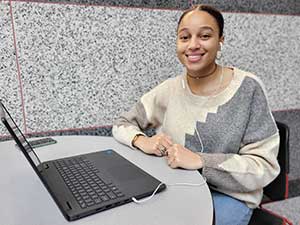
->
[188,37,200,50]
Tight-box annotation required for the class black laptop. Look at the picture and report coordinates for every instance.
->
[0,101,166,221]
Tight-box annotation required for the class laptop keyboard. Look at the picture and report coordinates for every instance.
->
[54,156,124,208]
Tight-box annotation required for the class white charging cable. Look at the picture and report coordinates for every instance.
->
[132,182,166,204]
[132,176,207,204]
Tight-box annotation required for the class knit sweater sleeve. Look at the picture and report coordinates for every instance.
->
[112,79,171,148]
[199,79,280,193]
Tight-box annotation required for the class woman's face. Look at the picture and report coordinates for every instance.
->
[176,10,223,76]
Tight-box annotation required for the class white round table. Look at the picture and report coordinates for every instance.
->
[0,136,214,225]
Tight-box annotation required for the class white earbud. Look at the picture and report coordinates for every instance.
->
[181,79,185,89]
[219,42,223,51]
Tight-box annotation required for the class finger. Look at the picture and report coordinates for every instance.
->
[168,158,177,168]
[165,135,173,146]
[167,155,175,166]
[154,148,164,157]
[157,133,173,146]
[167,158,172,166]
[157,145,169,156]
[166,147,174,158]
[170,161,178,169]
[164,149,169,156]
[156,140,168,156]
[154,142,164,155]
[168,145,178,157]
[157,144,165,151]
[170,156,180,168]
[161,134,173,146]
[160,139,172,149]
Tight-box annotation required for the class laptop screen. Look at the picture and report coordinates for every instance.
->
[0,101,41,168]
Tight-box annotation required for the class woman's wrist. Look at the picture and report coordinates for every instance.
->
[132,134,145,150]
[196,153,204,169]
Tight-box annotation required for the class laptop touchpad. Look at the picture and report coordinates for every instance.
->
[109,165,146,181]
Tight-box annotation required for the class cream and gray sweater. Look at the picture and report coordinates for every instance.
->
[112,67,280,208]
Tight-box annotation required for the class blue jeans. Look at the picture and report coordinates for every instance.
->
[212,191,253,225]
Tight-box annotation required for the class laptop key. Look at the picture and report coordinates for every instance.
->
[100,195,109,201]
[107,192,117,199]
[116,192,125,197]
[86,201,95,207]
[55,156,124,208]
[94,198,102,204]
[80,202,87,208]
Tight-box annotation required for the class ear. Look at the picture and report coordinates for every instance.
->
[219,36,224,51]
[219,42,223,51]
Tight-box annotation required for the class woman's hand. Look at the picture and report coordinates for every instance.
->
[166,144,204,170]
[134,133,173,156]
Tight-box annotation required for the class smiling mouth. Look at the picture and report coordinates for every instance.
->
[186,53,205,62]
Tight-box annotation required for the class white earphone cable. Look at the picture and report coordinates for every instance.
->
[132,176,207,204]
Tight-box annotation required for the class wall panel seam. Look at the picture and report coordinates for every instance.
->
[9,0,28,133]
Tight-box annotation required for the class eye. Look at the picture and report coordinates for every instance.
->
[200,34,211,40]
[179,35,189,41]
[178,32,190,42]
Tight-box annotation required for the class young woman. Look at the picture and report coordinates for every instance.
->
[112,5,280,225]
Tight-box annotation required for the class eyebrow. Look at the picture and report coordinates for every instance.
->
[178,26,214,33]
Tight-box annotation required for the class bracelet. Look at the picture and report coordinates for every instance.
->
[132,134,145,149]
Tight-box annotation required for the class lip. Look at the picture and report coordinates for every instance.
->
[186,53,205,63]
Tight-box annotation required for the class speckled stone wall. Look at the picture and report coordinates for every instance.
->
[7,0,299,15]
[192,0,300,15]
[1,1,184,135]
[222,13,300,110]
[0,1,25,135]
[1,0,299,137]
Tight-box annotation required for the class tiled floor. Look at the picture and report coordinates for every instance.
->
[289,179,300,198]
[262,196,300,224]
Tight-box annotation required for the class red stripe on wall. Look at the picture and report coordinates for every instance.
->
[9,0,28,133]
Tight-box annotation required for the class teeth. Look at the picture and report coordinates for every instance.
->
[188,55,201,60]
